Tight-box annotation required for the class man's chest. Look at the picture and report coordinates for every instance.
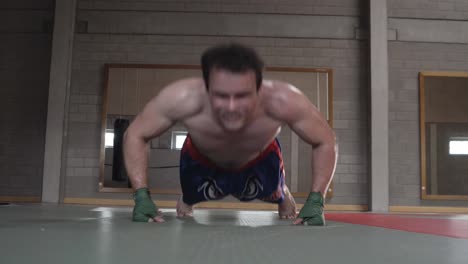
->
[183,117,282,167]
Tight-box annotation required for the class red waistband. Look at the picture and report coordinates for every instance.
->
[181,135,281,172]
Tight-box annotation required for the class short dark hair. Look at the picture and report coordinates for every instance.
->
[201,43,264,91]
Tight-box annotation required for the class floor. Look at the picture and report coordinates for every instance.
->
[1,204,467,264]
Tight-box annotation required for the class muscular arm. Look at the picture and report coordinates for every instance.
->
[265,82,337,197]
[123,79,203,190]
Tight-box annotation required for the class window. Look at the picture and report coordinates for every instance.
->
[171,131,188,150]
[105,130,114,148]
[449,137,468,155]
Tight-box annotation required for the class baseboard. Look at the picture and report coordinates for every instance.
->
[389,206,468,214]
[64,197,135,206]
[0,196,41,203]
[63,197,367,211]
[7,197,465,214]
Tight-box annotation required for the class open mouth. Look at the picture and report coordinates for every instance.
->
[222,113,242,121]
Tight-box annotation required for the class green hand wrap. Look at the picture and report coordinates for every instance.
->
[298,192,325,226]
[132,188,158,222]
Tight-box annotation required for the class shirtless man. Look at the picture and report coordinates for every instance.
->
[124,43,337,226]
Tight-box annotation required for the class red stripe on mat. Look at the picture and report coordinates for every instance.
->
[326,213,468,239]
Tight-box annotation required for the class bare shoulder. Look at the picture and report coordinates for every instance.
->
[260,80,308,122]
[155,77,206,120]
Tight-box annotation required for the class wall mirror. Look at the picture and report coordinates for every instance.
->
[99,64,334,199]
[420,71,468,200]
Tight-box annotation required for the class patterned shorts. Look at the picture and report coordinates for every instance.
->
[179,135,285,205]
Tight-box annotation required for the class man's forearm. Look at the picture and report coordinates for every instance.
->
[123,131,150,190]
[310,142,337,197]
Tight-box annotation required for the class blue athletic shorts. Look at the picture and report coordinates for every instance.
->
[179,135,285,205]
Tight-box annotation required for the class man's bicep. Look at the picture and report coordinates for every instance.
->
[128,96,175,141]
[288,101,333,147]
[268,81,334,147]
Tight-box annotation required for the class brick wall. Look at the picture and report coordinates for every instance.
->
[65,0,369,204]
[389,0,468,206]
[5,0,466,207]
[0,0,54,197]
[389,0,468,20]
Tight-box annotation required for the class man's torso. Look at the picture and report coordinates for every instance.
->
[179,79,283,169]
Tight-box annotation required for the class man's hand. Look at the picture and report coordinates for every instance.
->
[133,188,164,223]
[293,192,325,226]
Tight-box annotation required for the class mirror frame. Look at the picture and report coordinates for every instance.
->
[99,64,334,199]
[419,71,468,200]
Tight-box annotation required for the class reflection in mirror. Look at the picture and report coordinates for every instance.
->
[99,64,333,198]
[420,72,468,200]
[99,65,200,193]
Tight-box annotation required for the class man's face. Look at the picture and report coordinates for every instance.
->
[208,68,258,132]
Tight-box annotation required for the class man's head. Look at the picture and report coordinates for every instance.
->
[201,43,264,132]
[201,43,264,91]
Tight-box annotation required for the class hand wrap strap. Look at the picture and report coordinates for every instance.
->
[133,187,158,222]
[297,192,325,226]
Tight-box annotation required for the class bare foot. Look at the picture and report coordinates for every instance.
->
[176,196,194,217]
[278,185,297,219]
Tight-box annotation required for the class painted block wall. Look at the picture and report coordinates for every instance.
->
[0,0,54,197]
[388,0,468,206]
[65,0,369,204]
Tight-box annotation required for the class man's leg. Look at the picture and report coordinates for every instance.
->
[176,195,193,217]
[178,135,229,217]
[239,138,297,219]
[267,139,297,219]
[278,184,297,219]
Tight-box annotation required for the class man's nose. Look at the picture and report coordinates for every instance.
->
[228,97,237,111]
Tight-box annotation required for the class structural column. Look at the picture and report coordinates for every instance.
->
[42,0,77,203]
[369,0,389,211]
